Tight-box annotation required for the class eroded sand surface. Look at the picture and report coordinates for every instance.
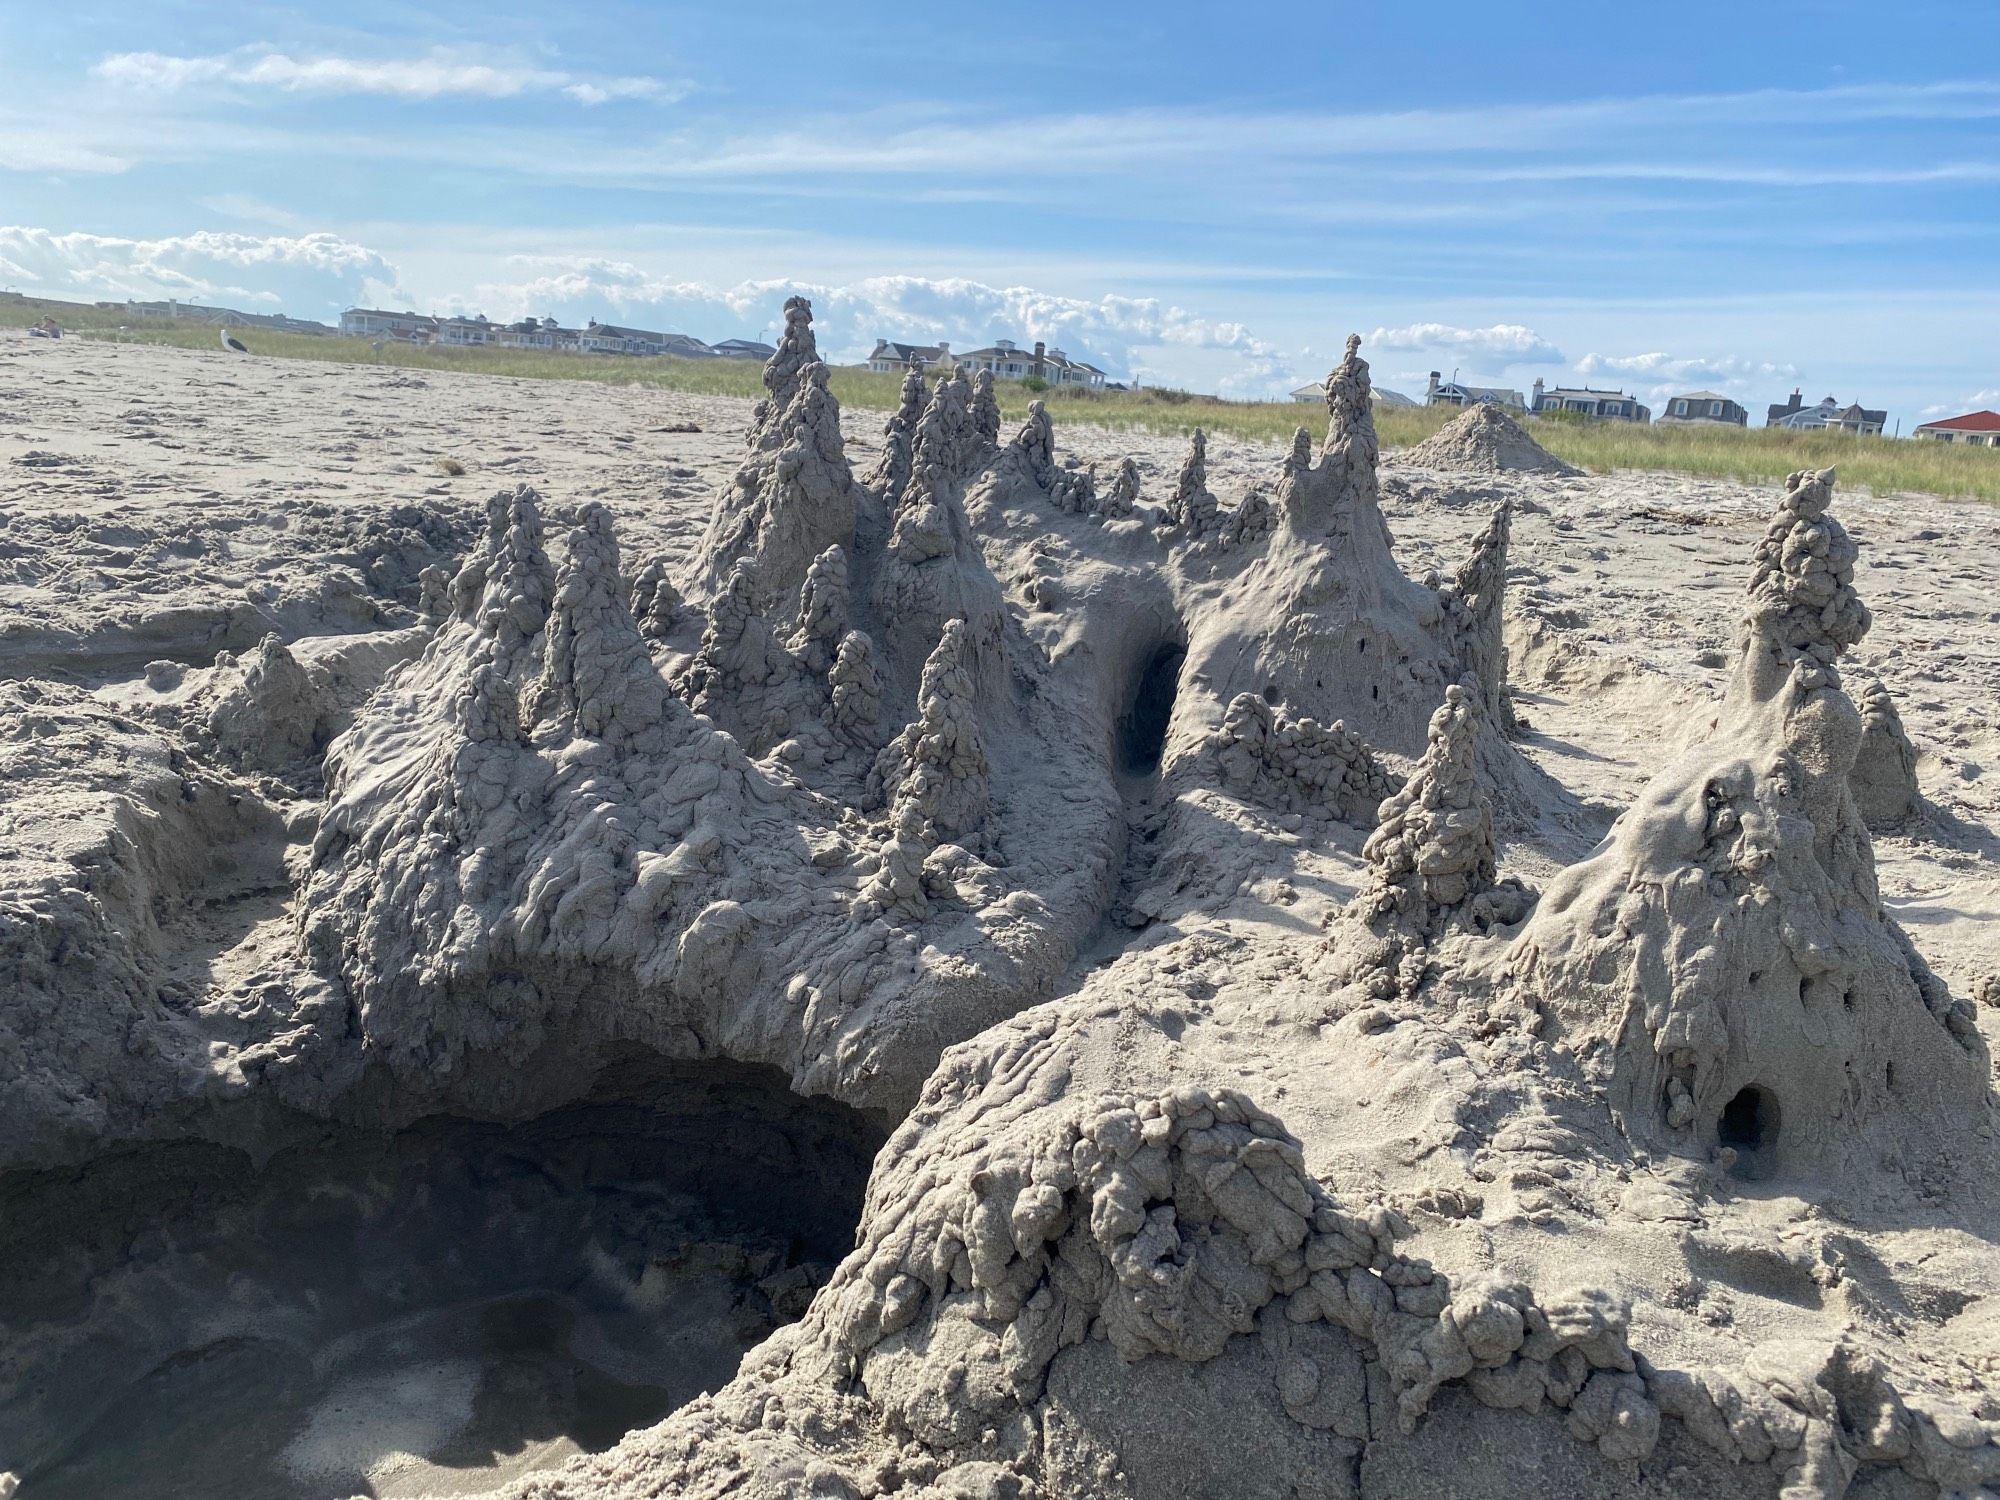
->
[2,328,1996,1499]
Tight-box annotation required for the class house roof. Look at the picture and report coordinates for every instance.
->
[587,323,668,342]
[712,339,775,356]
[1437,380,1524,404]
[1669,391,1735,403]
[1916,409,2000,432]
[872,340,947,363]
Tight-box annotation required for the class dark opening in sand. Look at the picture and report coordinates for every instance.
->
[1718,1083,1781,1179]
[1120,641,1186,775]
[0,1054,884,1499]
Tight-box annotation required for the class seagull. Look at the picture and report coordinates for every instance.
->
[220,329,249,354]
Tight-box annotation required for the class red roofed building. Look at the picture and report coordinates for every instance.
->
[1913,410,2000,447]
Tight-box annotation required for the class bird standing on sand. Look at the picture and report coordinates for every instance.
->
[220,329,249,354]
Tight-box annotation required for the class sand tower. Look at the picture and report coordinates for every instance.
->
[1512,469,1987,1177]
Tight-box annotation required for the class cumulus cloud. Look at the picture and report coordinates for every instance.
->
[459,261,1297,391]
[1365,321,1565,365]
[0,227,397,313]
[1575,350,1800,403]
[93,47,686,105]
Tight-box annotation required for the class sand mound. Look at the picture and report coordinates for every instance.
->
[1403,402,1582,477]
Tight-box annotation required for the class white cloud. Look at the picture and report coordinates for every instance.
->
[1575,350,1799,401]
[0,227,397,313]
[92,48,685,105]
[457,260,1296,391]
[1365,322,1564,365]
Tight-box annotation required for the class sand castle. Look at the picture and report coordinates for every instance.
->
[2,327,1995,1500]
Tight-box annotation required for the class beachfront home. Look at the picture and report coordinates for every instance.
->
[712,338,776,360]
[924,338,1109,389]
[578,322,710,357]
[340,308,440,342]
[1532,380,1650,422]
[494,317,580,351]
[957,339,1038,381]
[1425,373,1527,412]
[1040,347,1107,389]
[1293,381,1417,407]
[867,339,953,374]
[436,315,496,347]
[1765,389,1887,435]
[1659,391,1749,427]
[1912,410,2000,447]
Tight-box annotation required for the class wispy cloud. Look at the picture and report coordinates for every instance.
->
[92,47,687,106]
[1366,322,1564,364]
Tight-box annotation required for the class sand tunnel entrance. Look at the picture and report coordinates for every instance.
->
[0,1053,885,1500]
[1718,1083,1782,1179]
[1119,640,1187,776]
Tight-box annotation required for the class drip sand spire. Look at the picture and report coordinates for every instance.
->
[629,558,683,641]
[1513,469,1985,1175]
[971,369,1001,450]
[694,306,859,611]
[868,365,927,510]
[1360,679,1496,929]
[1733,466,1869,704]
[873,618,990,842]
[474,484,556,679]
[751,294,819,440]
[1440,502,1515,732]
[788,543,851,674]
[1164,428,1217,537]
[537,502,670,747]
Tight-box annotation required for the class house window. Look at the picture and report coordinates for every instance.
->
[1674,400,1688,416]
[1710,401,1723,417]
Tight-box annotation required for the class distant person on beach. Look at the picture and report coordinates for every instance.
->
[27,317,61,339]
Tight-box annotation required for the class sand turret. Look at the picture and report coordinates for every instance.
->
[788,543,851,674]
[1513,469,1986,1177]
[536,503,670,748]
[1164,427,1218,536]
[1360,680,1496,929]
[828,629,883,730]
[629,557,683,641]
[750,294,819,441]
[970,368,1001,450]
[867,365,927,511]
[872,618,990,842]
[693,303,859,613]
[684,556,780,713]
[1170,337,1471,761]
[1012,399,1057,489]
[1850,676,1921,828]
[1438,502,1515,732]
[1102,456,1141,517]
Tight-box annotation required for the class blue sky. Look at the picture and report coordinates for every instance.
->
[2,2,1997,422]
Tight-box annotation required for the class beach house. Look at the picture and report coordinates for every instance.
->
[1912,410,2000,447]
[1659,392,1749,427]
